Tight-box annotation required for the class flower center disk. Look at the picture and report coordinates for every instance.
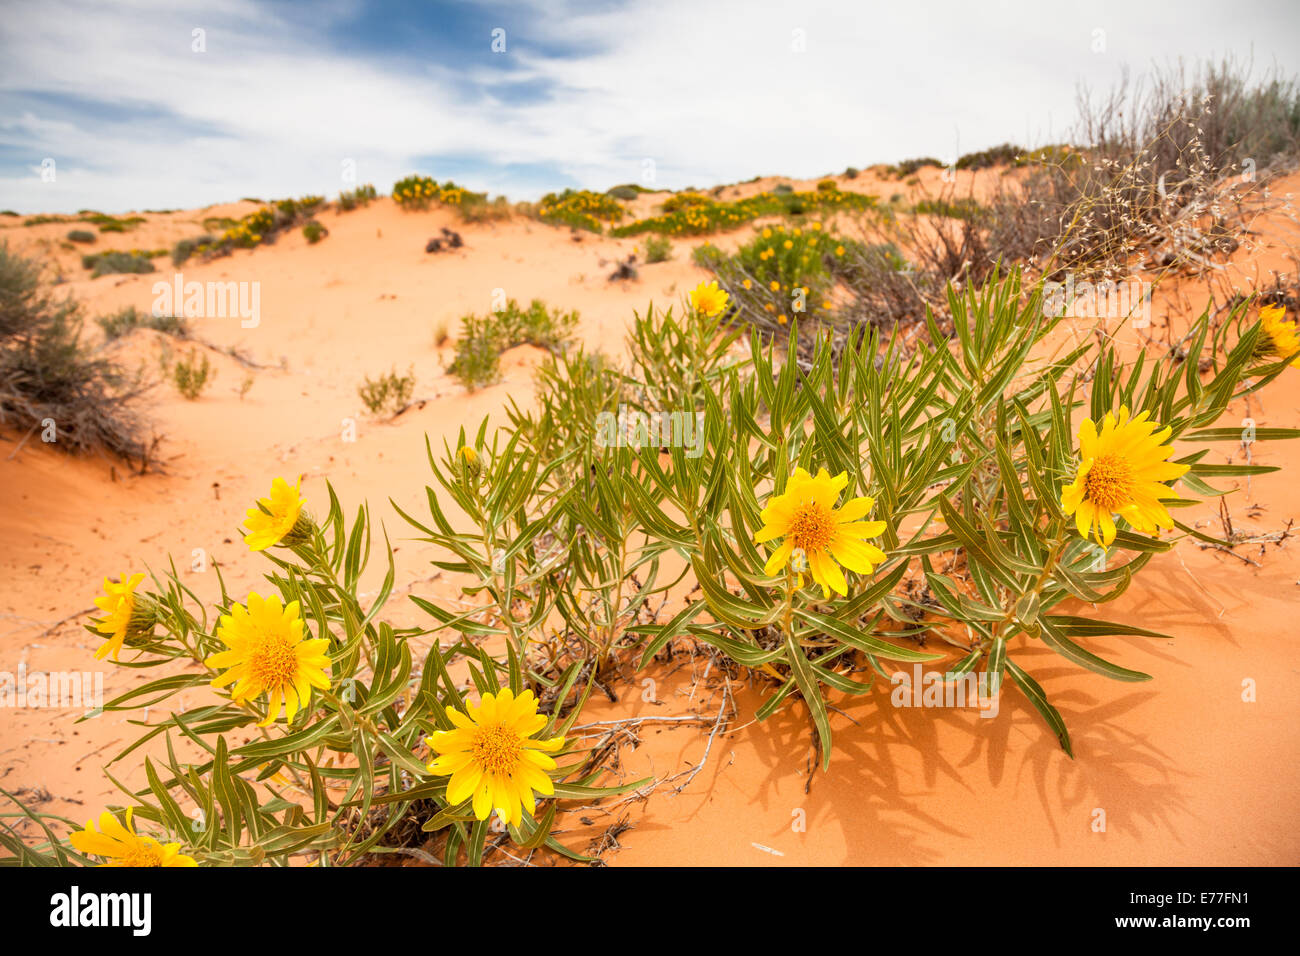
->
[1084,454,1133,511]
[472,724,523,776]
[249,632,298,688]
[789,502,834,553]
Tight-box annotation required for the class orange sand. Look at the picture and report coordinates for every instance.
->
[2,167,1298,866]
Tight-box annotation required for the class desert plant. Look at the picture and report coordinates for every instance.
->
[448,299,579,390]
[302,221,327,244]
[66,229,96,243]
[642,235,672,263]
[358,365,415,414]
[0,243,151,459]
[172,348,213,400]
[98,306,189,340]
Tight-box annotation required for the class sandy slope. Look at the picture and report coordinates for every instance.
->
[1,168,1298,866]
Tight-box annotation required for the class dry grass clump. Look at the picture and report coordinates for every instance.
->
[0,243,152,461]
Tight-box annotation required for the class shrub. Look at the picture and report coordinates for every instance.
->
[171,234,217,266]
[337,183,378,211]
[611,188,875,238]
[0,242,150,460]
[98,306,189,340]
[448,298,579,389]
[66,230,96,243]
[392,175,486,212]
[302,221,327,244]
[844,166,860,178]
[171,348,213,400]
[537,189,626,232]
[642,235,672,263]
[606,184,644,201]
[889,156,943,178]
[85,250,158,277]
[358,365,415,414]
[955,142,1023,170]
[816,179,839,192]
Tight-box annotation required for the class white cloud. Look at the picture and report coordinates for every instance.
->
[0,0,1297,212]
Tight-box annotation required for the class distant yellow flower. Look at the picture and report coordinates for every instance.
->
[92,572,152,661]
[764,303,775,312]
[1061,406,1190,546]
[690,280,730,317]
[756,467,886,597]
[783,240,793,249]
[742,279,753,289]
[811,222,822,231]
[1260,303,1300,368]
[762,228,772,238]
[206,593,331,726]
[243,477,309,551]
[70,809,197,867]
[777,314,788,324]
[835,245,845,256]
[425,688,565,826]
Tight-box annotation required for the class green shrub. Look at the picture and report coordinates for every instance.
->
[816,179,839,192]
[955,143,1023,170]
[642,235,672,263]
[337,184,377,211]
[66,230,96,244]
[302,221,327,244]
[611,188,875,238]
[536,189,626,232]
[358,365,415,414]
[449,298,579,389]
[171,234,217,266]
[97,306,189,340]
[86,251,158,277]
[172,348,213,400]
[606,184,644,201]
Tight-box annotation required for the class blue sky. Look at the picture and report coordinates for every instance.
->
[2,0,1298,213]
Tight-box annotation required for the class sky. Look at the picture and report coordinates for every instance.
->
[1,0,1298,213]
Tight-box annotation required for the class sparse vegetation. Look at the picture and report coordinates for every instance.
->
[448,298,579,389]
[642,235,672,263]
[66,229,96,244]
[171,348,213,400]
[0,242,151,460]
[97,306,189,340]
[358,365,415,414]
[337,183,378,211]
[302,220,327,244]
[82,249,160,277]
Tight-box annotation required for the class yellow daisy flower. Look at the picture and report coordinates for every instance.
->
[70,809,197,867]
[755,467,887,597]
[243,477,309,551]
[206,593,331,726]
[742,278,752,289]
[92,572,152,661]
[1060,406,1190,546]
[425,688,565,826]
[1259,303,1300,368]
[689,280,730,317]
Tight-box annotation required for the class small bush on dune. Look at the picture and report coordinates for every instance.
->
[171,348,213,400]
[171,234,217,266]
[358,365,415,414]
[448,298,579,389]
[537,189,626,232]
[97,306,189,340]
[642,234,672,262]
[66,229,96,243]
[337,183,377,211]
[302,220,328,244]
[0,242,151,460]
[85,250,159,277]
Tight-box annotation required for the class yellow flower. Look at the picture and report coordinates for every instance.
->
[742,279,753,289]
[762,228,772,238]
[1061,406,1190,546]
[243,477,308,551]
[1260,303,1300,368]
[457,445,478,465]
[835,245,845,256]
[811,222,822,231]
[70,809,197,867]
[425,688,565,826]
[206,593,331,726]
[777,314,788,324]
[92,572,151,661]
[783,239,793,249]
[755,467,886,597]
[689,280,730,317]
